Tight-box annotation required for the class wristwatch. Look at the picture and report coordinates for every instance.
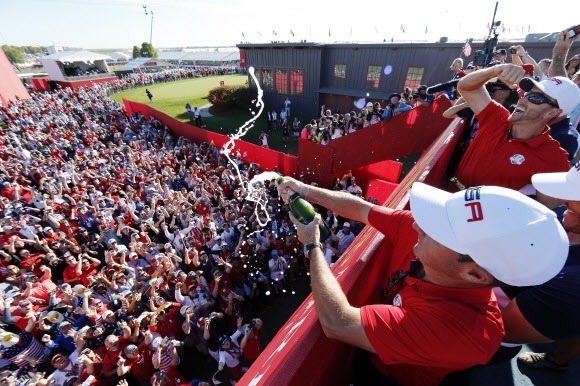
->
[304,242,324,258]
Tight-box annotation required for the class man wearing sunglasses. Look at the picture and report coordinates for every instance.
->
[454,62,579,207]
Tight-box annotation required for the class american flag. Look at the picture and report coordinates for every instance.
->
[462,41,472,57]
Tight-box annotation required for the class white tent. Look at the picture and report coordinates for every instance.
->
[40,50,112,81]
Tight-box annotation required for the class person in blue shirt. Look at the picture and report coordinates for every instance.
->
[381,93,412,120]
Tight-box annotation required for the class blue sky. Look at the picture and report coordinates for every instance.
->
[0,0,578,50]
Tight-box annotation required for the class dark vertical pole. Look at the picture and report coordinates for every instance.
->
[489,1,499,36]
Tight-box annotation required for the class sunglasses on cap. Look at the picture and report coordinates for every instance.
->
[523,91,560,108]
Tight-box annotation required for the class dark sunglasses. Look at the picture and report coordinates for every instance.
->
[523,91,559,108]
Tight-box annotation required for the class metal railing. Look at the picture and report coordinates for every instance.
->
[63,73,116,82]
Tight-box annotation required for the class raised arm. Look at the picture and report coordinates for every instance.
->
[277,177,374,225]
[457,63,525,114]
[549,26,580,78]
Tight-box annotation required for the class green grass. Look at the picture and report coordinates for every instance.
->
[111,75,304,155]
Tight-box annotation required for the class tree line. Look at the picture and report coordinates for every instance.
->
[132,42,158,59]
[1,45,82,64]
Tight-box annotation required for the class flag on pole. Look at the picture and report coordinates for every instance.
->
[400,24,405,33]
[425,25,428,34]
[242,32,246,39]
[272,30,278,36]
[329,28,331,37]
[290,29,294,37]
[487,22,490,30]
[462,41,472,57]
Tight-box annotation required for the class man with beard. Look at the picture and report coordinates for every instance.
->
[455,63,579,207]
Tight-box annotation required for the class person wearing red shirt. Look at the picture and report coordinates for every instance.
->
[42,227,62,245]
[454,64,577,208]
[277,177,568,386]
[117,332,155,384]
[25,266,57,303]
[77,255,102,286]
[102,324,135,379]
[241,318,263,361]
[149,305,186,341]
[62,255,84,286]
[17,250,46,277]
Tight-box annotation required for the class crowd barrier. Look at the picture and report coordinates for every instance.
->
[240,116,467,386]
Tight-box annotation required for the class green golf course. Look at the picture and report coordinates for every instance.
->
[111,75,302,155]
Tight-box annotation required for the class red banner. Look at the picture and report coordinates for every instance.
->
[122,100,299,177]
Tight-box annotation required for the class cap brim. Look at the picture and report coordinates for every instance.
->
[519,77,551,97]
[532,171,579,200]
[410,183,467,254]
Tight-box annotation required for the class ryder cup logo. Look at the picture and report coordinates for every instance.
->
[510,154,525,165]
[392,294,402,307]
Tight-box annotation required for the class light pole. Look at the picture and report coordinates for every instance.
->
[149,10,154,45]
[142,5,154,45]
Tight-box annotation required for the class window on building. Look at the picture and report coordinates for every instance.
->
[333,64,346,88]
[404,67,425,90]
[275,69,288,94]
[290,69,303,96]
[262,68,274,92]
[365,65,382,89]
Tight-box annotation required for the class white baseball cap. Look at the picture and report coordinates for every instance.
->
[519,76,580,117]
[532,164,580,201]
[410,182,568,286]
[0,332,19,348]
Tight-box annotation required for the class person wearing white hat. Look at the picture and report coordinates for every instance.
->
[454,40,579,206]
[277,176,568,385]
[490,164,580,371]
[331,221,355,258]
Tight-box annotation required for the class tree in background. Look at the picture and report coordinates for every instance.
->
[2,45,25,64]
[132,45,140,59]
[140,42,157,58]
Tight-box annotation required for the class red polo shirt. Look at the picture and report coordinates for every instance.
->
[122,341,155,383]
[362,207,504,386]
[63,265,83,285]
[454,101,569,191]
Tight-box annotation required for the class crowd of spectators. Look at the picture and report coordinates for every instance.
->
[103,66,246,95]
[0,81,361,386]
[297,42,580,152]
[298,85,433,146]
[1,24,580,386]
[62,67,106,78]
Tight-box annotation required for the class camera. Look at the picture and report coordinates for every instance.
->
[473,31,499,67]
[567,24,580,39]
[510,48,517,55]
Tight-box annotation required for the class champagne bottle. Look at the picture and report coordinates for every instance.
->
[276,177,331,242]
